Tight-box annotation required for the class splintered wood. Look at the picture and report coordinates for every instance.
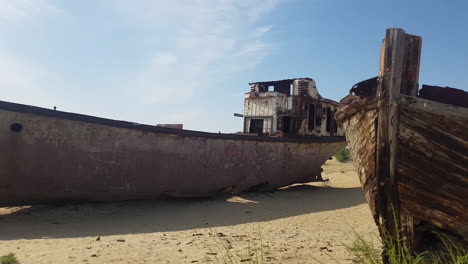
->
[336,28,468,260]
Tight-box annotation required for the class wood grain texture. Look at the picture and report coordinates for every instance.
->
[397,105,468,238]
[375,29,422,249]
[336,28,467,255]
[337,103,379,224]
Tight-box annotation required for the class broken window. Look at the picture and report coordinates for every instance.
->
[333,115,338,133]
[249,119,264,134]
[283,116,291,133]
[298,81,308,95]
[326,107,333,132]
[315,104,322,126]
[273,83,291,95]
[308,104,315,130]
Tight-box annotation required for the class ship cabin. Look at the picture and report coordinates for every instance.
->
[243,78,343,137]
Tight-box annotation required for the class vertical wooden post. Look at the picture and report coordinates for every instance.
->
[401,36,422,97]
[376,28,406,246]
[375,28,422,258]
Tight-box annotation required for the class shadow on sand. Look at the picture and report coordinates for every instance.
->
[0,185,365,240]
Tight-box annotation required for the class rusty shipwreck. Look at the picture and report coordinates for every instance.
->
[0,78,345,206]
[336,28,468,252]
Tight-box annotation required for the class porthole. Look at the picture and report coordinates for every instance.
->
[10,123,22,133]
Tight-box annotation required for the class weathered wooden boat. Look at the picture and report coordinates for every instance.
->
[0,78,345,206]
[336,28,468,251]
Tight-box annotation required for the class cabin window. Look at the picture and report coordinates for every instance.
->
[315,104,322,126]
[249,119,264,134]
[326,107,331,132]
[290,84,293,96]
[268,86,274,92]
[308,104,315,130]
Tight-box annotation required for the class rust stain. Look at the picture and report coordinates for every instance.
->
[0,99,345,206]
[418,85,468,108]
[245,78,344,137]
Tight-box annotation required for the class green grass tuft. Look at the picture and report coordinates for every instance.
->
[379,227,427,264]
[334,147,351,162]
[347,231,468,264]
[0,253,18,264]
[429,232,468,264]
[346,234,381,264]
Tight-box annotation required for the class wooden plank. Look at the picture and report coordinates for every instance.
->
[340,108,380,224]
[399,109,468,166]
[399,95,468,121]
[401,35,422,96]
[399,182,468,237]
[375,28,406,237]
[375,28,422,254]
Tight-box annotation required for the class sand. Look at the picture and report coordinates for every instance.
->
[0,159,379,263]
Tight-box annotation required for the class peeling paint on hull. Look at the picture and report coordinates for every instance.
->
[0,100,345,206]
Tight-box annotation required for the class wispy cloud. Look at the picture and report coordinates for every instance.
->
[0,0,63,107]
[0,1,283,131]
[0,0,62,22]
[115,0,282,104]
[0,52,58,107]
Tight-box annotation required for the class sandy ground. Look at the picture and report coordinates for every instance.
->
[0,159,379,264]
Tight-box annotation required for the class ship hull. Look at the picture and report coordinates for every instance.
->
[0,100,345,206]
[336,28,468,251]
[337,95,468,248]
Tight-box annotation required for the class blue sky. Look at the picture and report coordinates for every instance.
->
[1,0,467,132]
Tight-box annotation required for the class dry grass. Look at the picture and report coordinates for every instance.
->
[206,228,265,264]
